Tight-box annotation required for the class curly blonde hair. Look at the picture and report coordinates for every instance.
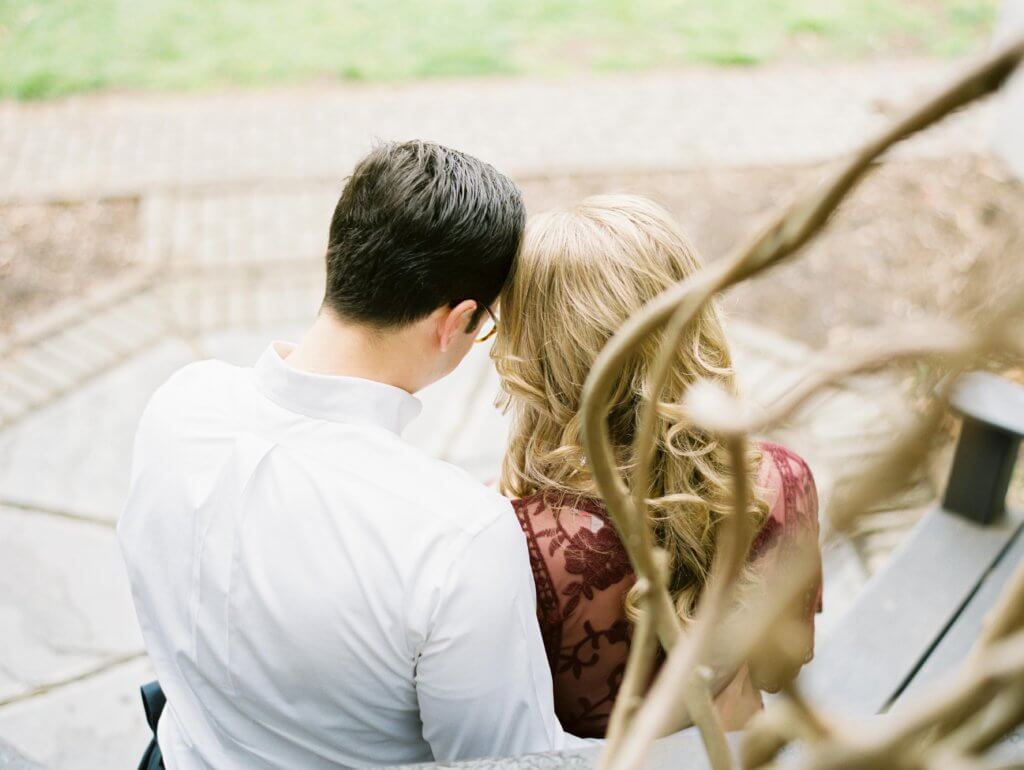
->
[493,194,768,622]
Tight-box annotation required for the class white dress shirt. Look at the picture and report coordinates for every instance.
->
[118,342,585,769]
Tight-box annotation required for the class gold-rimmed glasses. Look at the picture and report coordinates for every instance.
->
[475,305,499,343]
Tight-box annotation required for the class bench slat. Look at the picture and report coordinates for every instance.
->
[796,505,1024,716]
[895,513,1024,701]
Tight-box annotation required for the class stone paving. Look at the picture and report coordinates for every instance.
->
[0,59,980,767]
[0,58,1000,204]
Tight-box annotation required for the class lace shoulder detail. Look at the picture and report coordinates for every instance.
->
[512,493,634,736]
[751,441,819,560]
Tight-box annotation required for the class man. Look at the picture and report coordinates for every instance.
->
[119,141,587,769]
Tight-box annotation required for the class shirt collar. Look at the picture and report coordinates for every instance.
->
[253,342,422,435]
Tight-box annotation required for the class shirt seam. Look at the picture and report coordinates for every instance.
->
[265,437,505,536]
[414,509,512,660]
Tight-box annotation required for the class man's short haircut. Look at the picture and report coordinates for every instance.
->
[324,140,525,328]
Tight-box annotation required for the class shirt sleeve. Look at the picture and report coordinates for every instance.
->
[415,507,594,761]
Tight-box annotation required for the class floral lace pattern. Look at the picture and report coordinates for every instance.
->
[512,441,820,737]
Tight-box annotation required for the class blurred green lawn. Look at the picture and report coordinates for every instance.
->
[0,0,998,99]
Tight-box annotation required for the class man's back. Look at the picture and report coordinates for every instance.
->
[119,343,575,768]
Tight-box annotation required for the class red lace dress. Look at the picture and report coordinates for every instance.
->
[512,441,821,737]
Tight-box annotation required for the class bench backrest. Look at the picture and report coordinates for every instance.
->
[798,371,1024,715]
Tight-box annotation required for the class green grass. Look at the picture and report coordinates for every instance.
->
[0,0,999,100]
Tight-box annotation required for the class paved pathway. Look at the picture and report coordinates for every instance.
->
[0,60,966,767]
[0,58,999,203]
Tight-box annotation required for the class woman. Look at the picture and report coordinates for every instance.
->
[492,195,821,738]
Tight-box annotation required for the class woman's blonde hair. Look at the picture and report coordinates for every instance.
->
[494,194,768,622]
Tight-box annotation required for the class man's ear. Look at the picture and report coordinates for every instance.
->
[438,300,478,352]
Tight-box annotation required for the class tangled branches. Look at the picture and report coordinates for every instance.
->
[580,36,1024,770]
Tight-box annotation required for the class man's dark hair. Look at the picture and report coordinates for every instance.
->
[323,141,525,328]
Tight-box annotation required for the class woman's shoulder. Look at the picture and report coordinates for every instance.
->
[512,492,635,614]
[513,493,627,562]
[512,438,819,594]
[512,492,628,559]
[513,492,610,531]
[757,442,817,508]
[752,441,819,558]
[759,441,815,483]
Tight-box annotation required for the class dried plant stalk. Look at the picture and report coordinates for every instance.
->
[619,35,1024,539]
[688,665,733,770]
[604,583,660,749]
[586,36,1024,770]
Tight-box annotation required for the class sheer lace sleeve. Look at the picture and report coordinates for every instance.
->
[748,442,822,690]
[512,496,635,737]
[752,441,822,610]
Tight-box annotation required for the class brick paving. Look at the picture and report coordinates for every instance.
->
[0,58,996,203]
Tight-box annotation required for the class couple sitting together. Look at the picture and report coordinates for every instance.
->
[119,140,820,769]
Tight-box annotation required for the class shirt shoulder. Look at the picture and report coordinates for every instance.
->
[138,359,249,434]
[127,359,247,483]
[381,439,516,538]
[150,358,241,408]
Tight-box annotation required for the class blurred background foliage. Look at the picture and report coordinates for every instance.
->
[0,0,999,100]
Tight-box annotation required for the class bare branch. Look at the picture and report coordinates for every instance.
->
[589,35,1024,770]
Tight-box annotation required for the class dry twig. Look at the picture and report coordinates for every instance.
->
[584,36,1024,770]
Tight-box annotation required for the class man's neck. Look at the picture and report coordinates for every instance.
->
[285,311,425,394]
